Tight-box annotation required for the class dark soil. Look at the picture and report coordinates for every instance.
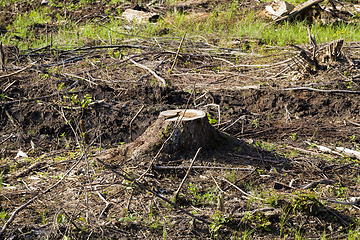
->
[1,0,360,239]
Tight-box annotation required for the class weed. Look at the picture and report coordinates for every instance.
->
[234,147,242,152]
[188,183,216,205]
[163,220,167,239]
[226,170,237,183]
[210,211,233,238]
[291,191,321,214]
[207,113,218,124]
[0,209,7,223]
[80,94,92,108]
[119,212,139,226]
[348,227,360,240]
[0,94,6,101]
[241,211,271,232]
[252,119,258,128]
[40,208,48,225]
[290,133,297,141]
[279,208,291,237]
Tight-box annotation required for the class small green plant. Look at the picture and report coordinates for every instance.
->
[226,170,237,183]
[350,135,356,140]
[207,113,218,124]
[252,119,258,128]
[40,208,48,225]
[210,211,233,238]
[149,219,160,231]
[0,94,6,101]
[290,133,297,140]
[335,186,347,197]
[56,213,68,224]
[348,227,360,240]
[188,183,216,205]
[119,212,139,226]
[291,191,321,214]
[80,94,92,108]
[279,208,291,237]
[234,147,242,152]
[0,209,8,223]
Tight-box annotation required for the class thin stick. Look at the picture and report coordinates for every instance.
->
[277,87,360,94]
[62,73,98,86]
[170,31,187,72]
[95,158,210,224]
[129,105,145,141]
[231,58,292,68]
[129,59,166,87]
[173,148,201,202]
[154,166,253,171]
[229,153,281,163]
[96,187,112,219]
[222,178,263,201]
[125,188,134,211]
[221,115,246,131]
[0,135,14,146]
[223,168,257,192]
[0,62,36,79]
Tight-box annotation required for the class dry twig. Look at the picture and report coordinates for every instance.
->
[172,148,201,202]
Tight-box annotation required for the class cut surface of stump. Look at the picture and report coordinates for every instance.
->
[99,109,242,164]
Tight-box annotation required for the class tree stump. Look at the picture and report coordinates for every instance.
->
[99,109,240,165]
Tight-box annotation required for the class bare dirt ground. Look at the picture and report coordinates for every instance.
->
[1,0,360,239]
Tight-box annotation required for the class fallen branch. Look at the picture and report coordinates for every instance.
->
[172,148,201,202]
[277,87,360,94]
[233,207,276,218]
[154,165,254,171]
[96,187,112,219]
[223,168,258,192]
[229,153,281,163]
[0,62,37,79]
[299,179,337,189]
[62,72,99,86]
[222,178,264,201]
[170,31,186,72]
[13,162,41,178]
[129,58,166,87]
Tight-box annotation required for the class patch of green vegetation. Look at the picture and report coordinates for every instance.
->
[0,209,8,223]
[188,183,216,205]
[210,211,233,239]
[119,212,140,226]
[2,1,360,52]
[207,113,218,124]
[225,170,237,183]
[240,211,271,232]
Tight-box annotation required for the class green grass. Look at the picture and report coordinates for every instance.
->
[1,1,360,54]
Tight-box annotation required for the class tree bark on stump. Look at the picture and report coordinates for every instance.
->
[99,109,240,164]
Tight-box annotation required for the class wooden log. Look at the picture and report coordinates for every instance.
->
[122,9,160,24]
[272,0,324,24]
